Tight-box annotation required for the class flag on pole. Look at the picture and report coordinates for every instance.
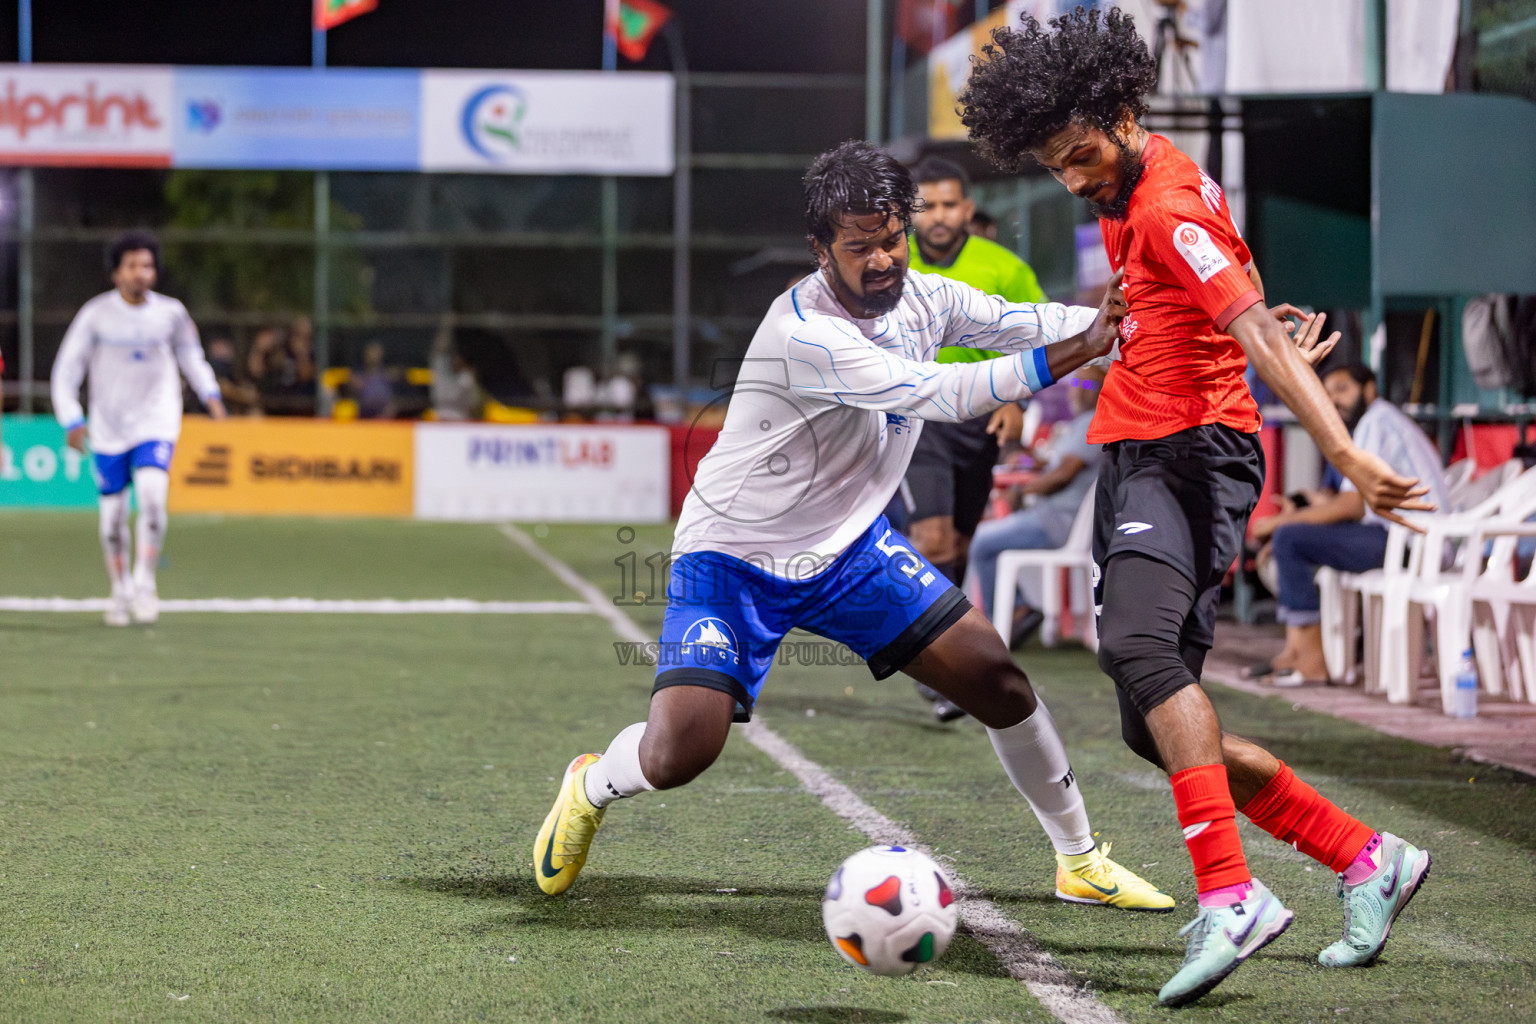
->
[606,0,673,63]
[314,0,378,31]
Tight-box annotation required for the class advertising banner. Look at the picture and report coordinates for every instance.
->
[172,68,419,170]
[0,65,173,166]
[419,70,674,175]
[169,417,414,517]
[414,423,669,523]
[0,416,98,508]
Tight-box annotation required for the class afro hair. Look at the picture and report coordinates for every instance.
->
[960,6,1157,173]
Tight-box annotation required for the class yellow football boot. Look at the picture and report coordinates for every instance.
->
[533,753,605,895]
[1055,842,1175,912]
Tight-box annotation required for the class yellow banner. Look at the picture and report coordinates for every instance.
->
[169,417,414,516]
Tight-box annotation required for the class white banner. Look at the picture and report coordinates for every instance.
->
[414,424,670,523]
[419,70,673,175]
[0,65,173,166]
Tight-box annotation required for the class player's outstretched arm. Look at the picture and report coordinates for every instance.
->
[1041,268,1125,383]
[51,304,95,450]
[171,302,227,419]
[1227,303,1433,528]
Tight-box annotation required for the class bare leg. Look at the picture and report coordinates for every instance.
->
[637,686,737,790]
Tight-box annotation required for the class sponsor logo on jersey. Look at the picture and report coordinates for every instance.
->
[1198,170,1224,215]
[461,84,527,162]
[1172,221,1231,283]
[680,616,740,665]
[1119,314,1139,343]
[1117,521,1154,535]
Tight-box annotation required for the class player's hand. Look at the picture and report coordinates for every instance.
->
[1335,446,1436,530]
[1085,267,1127,358]
[207,396,229,421]
[66,425,88,452]
[1289,310,1339,367]
[986,403,1024,442]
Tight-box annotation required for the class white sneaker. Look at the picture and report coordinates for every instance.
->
[131,587,160,625]
[104,590,132,627]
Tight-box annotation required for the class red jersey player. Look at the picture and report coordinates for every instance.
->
[962,6,1434,1007]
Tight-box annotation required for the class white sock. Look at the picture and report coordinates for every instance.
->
[99,491,133,596]
[987,699,1096,856]
[584,722,655,808]
[131,468,169,593]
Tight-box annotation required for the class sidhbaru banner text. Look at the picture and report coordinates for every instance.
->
[0,64,674,175]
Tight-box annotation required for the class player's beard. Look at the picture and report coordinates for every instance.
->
[1087,144,1146,221]
[829,262,906,318]
[1339,394,1370,433]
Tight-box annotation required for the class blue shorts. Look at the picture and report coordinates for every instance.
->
[94,440,174,496]
[652,515,969,722]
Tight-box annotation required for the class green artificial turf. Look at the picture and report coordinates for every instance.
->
[0,515,1532,1023]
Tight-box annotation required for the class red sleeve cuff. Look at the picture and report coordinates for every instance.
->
[1214,289,1262,333]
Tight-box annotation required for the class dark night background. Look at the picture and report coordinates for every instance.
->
[0,1,869,73]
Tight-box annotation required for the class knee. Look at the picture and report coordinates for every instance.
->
[966,661,1038,729]
[1119,714,1166,770]
[639,743,715,791]
[1270,524,1302,563]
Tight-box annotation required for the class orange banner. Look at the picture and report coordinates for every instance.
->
[169,417,414,516]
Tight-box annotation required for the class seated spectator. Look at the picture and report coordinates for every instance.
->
[430,321,483,421]
[1252,363,1449,684]
[968,365,1104,648]
[353,340,397,420]
[205,335,261,416]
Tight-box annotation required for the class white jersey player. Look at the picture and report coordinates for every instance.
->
[532,142,1174,913]
[51,232,227,625]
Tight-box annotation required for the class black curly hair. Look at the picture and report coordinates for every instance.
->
[803,140,921,253]
[959,6,1157,173]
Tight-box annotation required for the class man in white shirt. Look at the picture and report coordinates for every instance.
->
[533,141,1176,914]
[1252,363,1449,683]
[51,231,227,626]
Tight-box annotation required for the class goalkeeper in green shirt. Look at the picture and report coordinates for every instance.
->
[900,157,1048,722]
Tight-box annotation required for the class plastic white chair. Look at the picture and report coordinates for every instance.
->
[1468,518,1536,703]
[991,492,1098,651]
[1325,460,1524,692]
[1378,467,1536,710]
[1442,458,1476,508]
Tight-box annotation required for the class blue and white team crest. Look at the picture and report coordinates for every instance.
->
[680,617,740,667]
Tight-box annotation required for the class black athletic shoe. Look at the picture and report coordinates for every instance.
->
[932,697,968,723]
[1008,609,1045,651]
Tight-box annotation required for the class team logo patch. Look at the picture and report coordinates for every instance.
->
[680,616,740,665]
[1172,221,1230,283]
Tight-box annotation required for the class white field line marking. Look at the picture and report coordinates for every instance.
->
[497,524,650,644]
[503,523,1124,1024]
[0,597,593,615]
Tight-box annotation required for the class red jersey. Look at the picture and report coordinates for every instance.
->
[1089,135,1263,444]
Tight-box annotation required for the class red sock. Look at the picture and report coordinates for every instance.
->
[1171,764,1251,895]
[1240,761,1376,873]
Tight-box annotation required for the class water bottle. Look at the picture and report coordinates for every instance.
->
[1453,649,1478,718]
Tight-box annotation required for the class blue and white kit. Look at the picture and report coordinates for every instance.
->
[656,268,1099,717]
[51,289,221,475]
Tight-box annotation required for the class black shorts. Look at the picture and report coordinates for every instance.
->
[1091,423,1265,649]
[901,416,999,537]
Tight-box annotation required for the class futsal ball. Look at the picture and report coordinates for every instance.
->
[822,845,959,976]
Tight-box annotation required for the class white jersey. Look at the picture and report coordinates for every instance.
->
[51,290,220,456]
[673,268,1097,578]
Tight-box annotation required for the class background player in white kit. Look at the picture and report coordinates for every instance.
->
[51,231,227,626]
[533,142,1175,912]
